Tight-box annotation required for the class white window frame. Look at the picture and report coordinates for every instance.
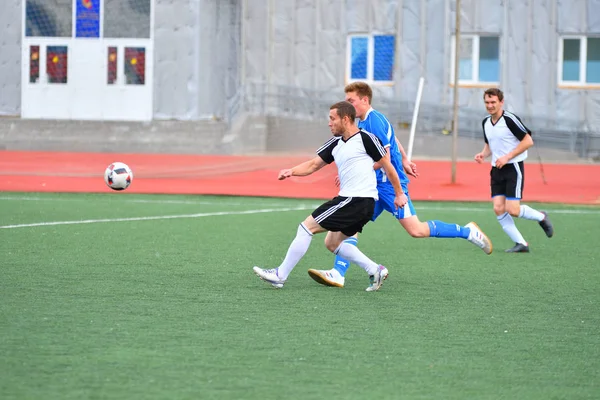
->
[346,33,395,85]
[558,35,600,86]
[450,34,500,85]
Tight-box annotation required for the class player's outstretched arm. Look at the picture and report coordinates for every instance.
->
[278,156,327,180]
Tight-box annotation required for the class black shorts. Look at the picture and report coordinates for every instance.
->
[491,161,525,199]
[311,196,375,237]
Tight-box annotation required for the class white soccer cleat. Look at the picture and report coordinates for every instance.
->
[307,268,346,288]
[366,265,387,292]
[381,267,389,281]
[466,222,493,255]
[253,266,285,288]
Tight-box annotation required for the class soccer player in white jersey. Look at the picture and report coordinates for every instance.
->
[307,82,493,289]
[253,101,406,291]
[474,88,554,253]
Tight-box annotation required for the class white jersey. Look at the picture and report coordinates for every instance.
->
[317,130,386,199]
[482,110,532,166]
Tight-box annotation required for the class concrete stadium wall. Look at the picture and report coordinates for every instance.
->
[0,116,587,163]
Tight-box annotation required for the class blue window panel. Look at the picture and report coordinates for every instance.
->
[350,37,368,80]
[26,0,72,37]
[373,35,395,81]
[586,38,600,83]
[562,39,581,81]
[479,37,500,82]
[459,59,473,81]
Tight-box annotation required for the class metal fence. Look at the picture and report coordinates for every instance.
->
[227,82,600,160]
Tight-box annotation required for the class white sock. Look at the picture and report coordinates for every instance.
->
[497,212,527,245]
[277,224,313,280]
[335,242,379,275]
[518,205,545,222]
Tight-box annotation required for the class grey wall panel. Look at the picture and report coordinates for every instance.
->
[242,1,268,84]
[316,29,346,90]
[345,0,370,32]
[270,0,295,86]
[398,0,422,102]
[587,0,600,31]
[423,0,446,105]
[530,0,555,118]
[293,0,317,88]
[450,0,476,32]
[557,0,587,32]
[585,93,600,129]
[154,0,239,119]
[0,0,22,115]
[153,0,197,119]
[317,0,345,90]
[197,0,235,118]
[503,0,529,115]
[478,0,503,33]
[371,0,398,31]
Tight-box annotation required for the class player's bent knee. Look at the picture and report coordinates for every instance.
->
[493,206,505,216]
[401,219,429,238]
[507,208,520,217]
[407,228,428,238]
[324,234,342,253]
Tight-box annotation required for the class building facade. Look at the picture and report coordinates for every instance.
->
[0,0,599,130]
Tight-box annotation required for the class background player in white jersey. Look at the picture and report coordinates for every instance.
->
[308,82,492,289]
[474,88,554,253]
[253,101,406,291]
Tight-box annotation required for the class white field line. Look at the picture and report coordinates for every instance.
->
[0,195,317,208]
[0,206,314,230]
[1,195,599,214]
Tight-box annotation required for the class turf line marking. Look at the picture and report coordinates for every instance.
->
[0,195,318,208]
[0,206,314,230]
[1,195,599,214]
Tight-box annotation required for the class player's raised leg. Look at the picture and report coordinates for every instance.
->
[254,216,322,288]
[507,200,554,238]
[494,197,529,252]
[390,189,492,254]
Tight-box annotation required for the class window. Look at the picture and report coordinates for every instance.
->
[347,34,395,84]
[46,45,68,84]
[25,0,72,37]
[125,47,145,85]
[450,35,500,85]
[559,36,600,85]
[104,0,151,38]
[29,45,40,83]
[107,47,118,84]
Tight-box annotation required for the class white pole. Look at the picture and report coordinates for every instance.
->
[451,0,461,184]
[407,76,425,161]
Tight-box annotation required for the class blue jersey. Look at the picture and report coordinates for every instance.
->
[357,108,409,188]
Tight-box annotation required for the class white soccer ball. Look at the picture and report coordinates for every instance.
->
[104,162,133,191]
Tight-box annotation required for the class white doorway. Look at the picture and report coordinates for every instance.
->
[21,0,154,121]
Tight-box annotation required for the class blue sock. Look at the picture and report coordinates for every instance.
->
[333,237,357,277]
[427,220,470,239]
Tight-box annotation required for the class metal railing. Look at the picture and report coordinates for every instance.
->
[226,83,600,159]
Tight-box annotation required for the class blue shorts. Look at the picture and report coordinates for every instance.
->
[372,183,416,221]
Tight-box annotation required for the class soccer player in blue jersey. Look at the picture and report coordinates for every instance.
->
[307,82,493,288]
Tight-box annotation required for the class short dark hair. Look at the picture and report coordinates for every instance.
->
[330,101,356,121]
[344,82,373,104]
[484,88,504,101]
